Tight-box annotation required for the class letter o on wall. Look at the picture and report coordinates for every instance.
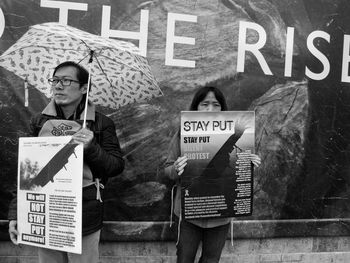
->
[0,8,4,38]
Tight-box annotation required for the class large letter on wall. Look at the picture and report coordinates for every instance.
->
[237,21,272,75]
[341,35,350,83]
[165,13,197,68]
[101,6,149,57]
[284,27,295,77]
[305,31,330,80]
[40,0,88,25]
[0,8,4,38]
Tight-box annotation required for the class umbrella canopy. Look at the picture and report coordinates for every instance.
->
[0,22,162,109]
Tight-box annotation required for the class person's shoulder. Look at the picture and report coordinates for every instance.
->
[32,111,44,118]
[95,111,115,127]
[30,111,47,124]
[169,128,181,146]
[171,128,181,140]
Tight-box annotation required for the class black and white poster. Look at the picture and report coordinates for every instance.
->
[17,136,83,253]
[180,111,255,219]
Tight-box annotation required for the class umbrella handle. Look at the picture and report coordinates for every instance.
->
[83,50,94,128]
[24,78,29,107]
[82,62,92,128]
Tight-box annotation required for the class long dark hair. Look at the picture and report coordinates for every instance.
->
[189,86,228,111]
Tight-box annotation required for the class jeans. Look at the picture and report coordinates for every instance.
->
[176,220,230,263]
[38,230,100,263]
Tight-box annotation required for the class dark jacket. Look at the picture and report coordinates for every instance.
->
[8,100,125,235]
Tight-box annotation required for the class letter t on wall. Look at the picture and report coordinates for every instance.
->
[342,35,350,83]
[40,0,88,25]
[101,6,149,57]
[165,13,197,68]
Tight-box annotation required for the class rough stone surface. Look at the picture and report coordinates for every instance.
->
[2,237,350,263]
[249,80,309,219]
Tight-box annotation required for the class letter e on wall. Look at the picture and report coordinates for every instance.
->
[165,13,197,68]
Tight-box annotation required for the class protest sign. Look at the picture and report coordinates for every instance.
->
[180,111,255,219]
[17,136,83,254]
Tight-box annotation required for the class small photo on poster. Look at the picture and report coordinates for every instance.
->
[19,138,80,191]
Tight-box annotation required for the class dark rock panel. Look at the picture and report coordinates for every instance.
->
[250,81,309,219]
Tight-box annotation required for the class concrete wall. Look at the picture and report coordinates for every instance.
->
[2,237,350,263]
[2,220,350,262]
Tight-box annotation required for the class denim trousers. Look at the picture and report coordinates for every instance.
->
[38,230,101,263]
[176,220,230,263]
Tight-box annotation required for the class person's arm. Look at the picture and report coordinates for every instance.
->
[29,114,42,137]
[8,220,18,245]
[164,131,187,180]
[74,115,124,181]
[8,189,18,245]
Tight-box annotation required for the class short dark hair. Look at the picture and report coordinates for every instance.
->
[52,61,89,87]
[189,86,228,111]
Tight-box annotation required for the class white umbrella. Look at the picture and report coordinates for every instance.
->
[0,22,162,116]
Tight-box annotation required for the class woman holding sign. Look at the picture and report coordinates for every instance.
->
[165,86,261,263]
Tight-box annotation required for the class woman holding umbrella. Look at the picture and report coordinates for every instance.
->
[164,86,261,263]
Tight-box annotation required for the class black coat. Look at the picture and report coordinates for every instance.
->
[8,107,125,235]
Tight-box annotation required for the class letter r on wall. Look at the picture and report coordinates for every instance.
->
[237,21,272,75]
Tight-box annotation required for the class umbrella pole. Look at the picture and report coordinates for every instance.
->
[24,77,29,107]
[82,51,94,128]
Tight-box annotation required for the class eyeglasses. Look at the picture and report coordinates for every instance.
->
[48,78,80,87]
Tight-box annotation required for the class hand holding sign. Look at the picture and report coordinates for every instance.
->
[73,128,94,149]
[174,156,188,176]
[9,220,18,245]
